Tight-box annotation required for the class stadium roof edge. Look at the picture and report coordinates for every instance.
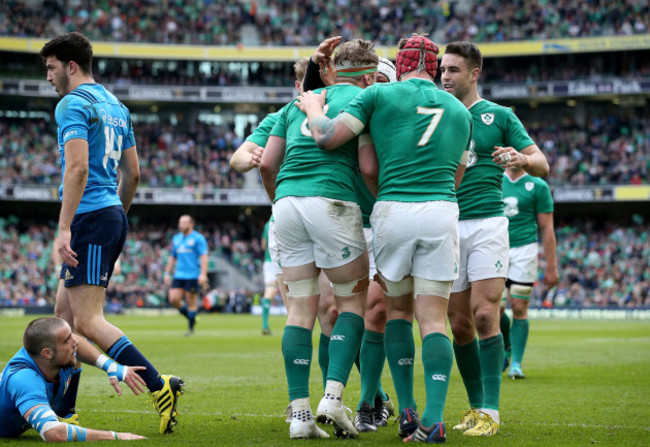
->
[2,34,650,61]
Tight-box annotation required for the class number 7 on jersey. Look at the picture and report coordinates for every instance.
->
[416,107,444,146]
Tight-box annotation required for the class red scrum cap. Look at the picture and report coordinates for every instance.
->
[395,35,439,81]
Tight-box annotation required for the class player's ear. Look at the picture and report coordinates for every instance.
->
[40,347,54,360]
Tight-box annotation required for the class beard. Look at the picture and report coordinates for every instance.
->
[55,71,70,97]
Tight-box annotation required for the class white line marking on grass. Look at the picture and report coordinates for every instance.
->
[87,409,650,430]
[87,409,284,419]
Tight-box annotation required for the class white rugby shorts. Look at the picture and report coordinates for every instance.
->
[272,196,366,269]
[507,242,538,284]
[451,216,510,293]
[267,220,282,275]
[363,226,377,278]
[370,200,459,282]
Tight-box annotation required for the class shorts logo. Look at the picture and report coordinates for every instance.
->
[331,335,346,342]
[397,358,413,366]
[100,273,108,281]
[481,113,494,125]
[64,269,74,281]
[341,247,351,259]
[431,374,447,382]
[293,359,310,366]
[525,182,535,191]
[495,260,503,273]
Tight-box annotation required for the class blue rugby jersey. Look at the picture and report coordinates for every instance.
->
[56,83,136,214]
[171,231,209,279]
[0,348,78,437]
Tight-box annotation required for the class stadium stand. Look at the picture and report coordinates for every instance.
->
[0,216,266,309]
[2,0,648,45]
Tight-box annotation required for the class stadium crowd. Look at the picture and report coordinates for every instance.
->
[0,118,247,189]
[0,216,266,310]
[2,113,648,188]
[1,216,647,309]
[3,0,648,45]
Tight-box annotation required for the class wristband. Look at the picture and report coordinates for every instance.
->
[96,354,127,381]
[112,431,118,440]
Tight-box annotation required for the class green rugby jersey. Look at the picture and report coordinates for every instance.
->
[262,219,272,262]
[457,99,535,220]
[271,85,362,203]
[502,173,553,248]
[344,78,472,202]
[246,106,285,147]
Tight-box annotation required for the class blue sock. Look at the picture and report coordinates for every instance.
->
[179,303,189,318]
[53,369,81,417]
[107,336,164,392]
[188,310,197,330]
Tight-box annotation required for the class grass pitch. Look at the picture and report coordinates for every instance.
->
[0,314,648,446]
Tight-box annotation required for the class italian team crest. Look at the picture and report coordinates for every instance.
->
[481,113,494,125]
[525,182,534,191]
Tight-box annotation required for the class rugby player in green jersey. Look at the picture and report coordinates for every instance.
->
[439,41,550,436]
[500,166,558,379]
[260,39,379,440]
[297,34,473,444]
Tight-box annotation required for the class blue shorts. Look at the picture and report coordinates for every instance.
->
[60,206,128,288]
[171,279,199,294]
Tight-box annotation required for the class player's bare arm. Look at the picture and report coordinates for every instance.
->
[57,138,89,267]
[199,253,209,286]
[230,140,264,173]
[537,212,559,289]
[259,135,286,202]
[117,146,139,213]
[23,404,146,442]
[295,91,358,150]
[358,136,378,197]
[492,144,549,177]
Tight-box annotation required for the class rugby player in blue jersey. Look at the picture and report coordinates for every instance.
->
[40,32,183,434]
[164,215,209,336]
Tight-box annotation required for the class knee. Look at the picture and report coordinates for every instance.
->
[449,312,475,342]
[365,302,387,330]
[474,308,497,335]
[511,303,528,319]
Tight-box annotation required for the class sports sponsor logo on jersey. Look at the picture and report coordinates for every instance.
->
[466,140,477,168]
[293,359,310,365]
[503,196,519,217]
[397,358,413,366]
[525,182,535,191]
[481,113,494,125]
[431,374,447,381]
[331,335,346,342]
[63,130,78,139]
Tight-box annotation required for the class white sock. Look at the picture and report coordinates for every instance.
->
[479,408,500,424]
[291,397,311,413]
[324,380,345,400]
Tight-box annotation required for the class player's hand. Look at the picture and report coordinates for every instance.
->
[56,228,78,267]
[250,146,264,168]
[108,365,147,396]
[319,58,337,86]
[312,36,342,64]
[492,146,529,169]
[544,265,559,290]
[199,273,208,287]
[163,274,172,287]
[295,90,327,114]
[116,432,147,440]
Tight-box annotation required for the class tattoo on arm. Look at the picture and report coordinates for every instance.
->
[312,116,339,146]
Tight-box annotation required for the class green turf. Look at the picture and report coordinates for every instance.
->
[1,314,649,446]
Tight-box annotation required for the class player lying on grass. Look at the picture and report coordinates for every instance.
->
[0,317,146,441]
